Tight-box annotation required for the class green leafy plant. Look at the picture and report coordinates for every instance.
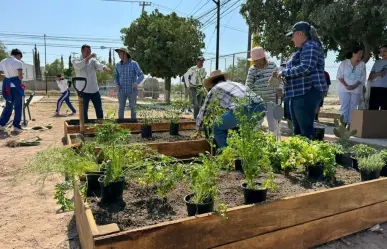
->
[187,154,220,204]
[137,105,161,125]
[54,181,74,211]
[276,136,309,174]
[333,115,357,147]
[140,155,184,198]
[358,153,385,173]
[94,112,130,146]
[226,96,274,190]
[164,100,188,124]
[201,98,225,155]
[352,144,377,159]
[379,150,387,164]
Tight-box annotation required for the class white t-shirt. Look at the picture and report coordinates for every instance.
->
[370,59,387,88]
[56,78,69,93]
[336,59,366,94]
[0,57,23,87]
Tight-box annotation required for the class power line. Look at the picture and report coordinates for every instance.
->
[0,33,122,44]
[202,0,241,29]
[189,0,207,16]
[201,0,232,27]
[173,0,185,11]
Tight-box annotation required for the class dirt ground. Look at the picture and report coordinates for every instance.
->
[0,95,386,249]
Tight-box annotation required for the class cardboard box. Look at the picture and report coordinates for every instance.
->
[351,110,387,138]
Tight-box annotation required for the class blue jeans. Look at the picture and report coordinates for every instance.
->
[56,90,76,113]
[284,97,291,120]
[213,103,266,148]
[118,92,137,119]
[190,87,204,119]
[290,87,324,139]
[0,87,23,129]
[83,92,103,122]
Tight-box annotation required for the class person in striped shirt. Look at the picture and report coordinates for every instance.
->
[246,47,279,132]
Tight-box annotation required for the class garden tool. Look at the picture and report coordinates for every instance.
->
[71,77,87,136]
[272,104,284,141]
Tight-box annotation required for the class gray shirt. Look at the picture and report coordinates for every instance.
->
[370,59,387,88]
[72,57,107,93]
[246,61,278,102]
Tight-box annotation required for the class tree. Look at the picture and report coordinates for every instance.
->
[45,59,63,76]
[0,43,8,61]
[108,49,112,65]
[121,10,205,103]
[96,59,114,84]
[37,52,42,78]
[241,0,387,62]
[225,59,249,83]
[64,55,74,78]
[60,55,64,70]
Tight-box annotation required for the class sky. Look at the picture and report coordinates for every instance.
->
[0,0,375,81]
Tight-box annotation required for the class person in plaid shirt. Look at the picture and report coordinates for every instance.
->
[272,21,328,139]
[196,70,265,148]
[114,47,144,119]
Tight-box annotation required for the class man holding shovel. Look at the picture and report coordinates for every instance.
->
[72,44,111,122]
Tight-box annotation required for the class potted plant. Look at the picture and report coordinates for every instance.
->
[379,150,387,176]
[358,153,384,181]
[184,153,220,216]
[351,144,377,170]
[301,141,337,180]
[165,101,184,136]
[227,97,275,204]
[138,105,157,138]
[275,136,308,175]
[333,115,358,168]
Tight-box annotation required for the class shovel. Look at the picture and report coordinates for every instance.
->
[71,77,88,137]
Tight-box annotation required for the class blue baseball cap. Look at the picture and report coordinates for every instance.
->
[286,21,311,37]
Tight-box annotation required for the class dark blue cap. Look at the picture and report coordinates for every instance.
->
[286,21,311,37]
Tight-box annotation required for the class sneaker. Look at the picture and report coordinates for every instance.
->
[54,112,60,117]
[69,112,76,116]
[12,127,23,133]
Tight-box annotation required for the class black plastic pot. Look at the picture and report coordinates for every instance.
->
[360,170,380,181]
[170,122,179,136]
[86,171,105,197]
[335,154,358,170]
[241,183,267,204]
[141,125,152,138]
[313,127,325,141]
[184,194,214,216]
[98,175,125,203]
[235,159,242,171]
[380,165,387,177]
[307,164,324,180]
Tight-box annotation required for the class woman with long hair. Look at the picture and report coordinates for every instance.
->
[336,46,366,126]
[272,21,328,139]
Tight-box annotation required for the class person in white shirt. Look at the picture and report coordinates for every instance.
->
[72,44,111,122]
[337,46,367,126]
[368,44,387,110]
[184,57,207,119]
[55,74,76,116]
[0,49,25,133]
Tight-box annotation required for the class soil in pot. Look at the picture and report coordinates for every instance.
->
[307,164,324,180]
[169,122,179,136]
[241,182,267,204]
[86,171,105,197]
[313,127,325,141]
[360,170,380,181]
[184,194,214,216]
[141,125,152,138]
[98,175,125,203]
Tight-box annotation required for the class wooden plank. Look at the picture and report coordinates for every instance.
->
[64,120,196,135]
[96,224,121,237]
[214,200,387,249]
[93,178,387,249]
[74,181,96,249]
[147,139,210,157]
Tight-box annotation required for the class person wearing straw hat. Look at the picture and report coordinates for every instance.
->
[114,47,144,120]
[196,70,265,148]
[184,57,207,119]
[246,46,279,133]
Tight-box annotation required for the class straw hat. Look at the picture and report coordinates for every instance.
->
[248,47,267,61]
[204,70,229,89]
[115,47,131,58]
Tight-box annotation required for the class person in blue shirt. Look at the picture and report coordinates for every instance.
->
[272,21,328,139]
[114,47,144,120]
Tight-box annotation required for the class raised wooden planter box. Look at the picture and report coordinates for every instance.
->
[64,118,196,136]
[74,178,387,249]
[351,110,387,138]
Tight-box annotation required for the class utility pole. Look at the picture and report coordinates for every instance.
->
[246,26,252,71]
[140,1,151,13]
[212,0,220,70]
[44,34,47,95]
[102,0,151,14]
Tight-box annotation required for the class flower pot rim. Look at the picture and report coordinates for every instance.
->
[241,182,266,191]
[184,193,214,205]
[97,175,125,183]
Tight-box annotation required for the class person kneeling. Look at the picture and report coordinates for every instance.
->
[196,70,266,149]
